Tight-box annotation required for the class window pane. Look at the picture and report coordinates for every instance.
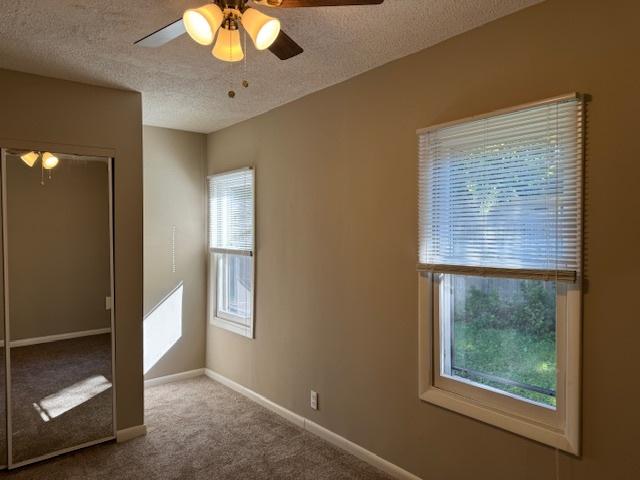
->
[216,254,252,323]
[442,274,557,407]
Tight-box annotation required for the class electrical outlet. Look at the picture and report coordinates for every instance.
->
[310,390,318,410]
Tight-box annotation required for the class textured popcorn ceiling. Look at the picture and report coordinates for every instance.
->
[0,0,541,133]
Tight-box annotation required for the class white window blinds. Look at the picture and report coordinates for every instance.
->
[208,168,254,255]
[418,95,583,282]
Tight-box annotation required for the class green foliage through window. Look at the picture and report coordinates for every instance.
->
[449,276,557,407]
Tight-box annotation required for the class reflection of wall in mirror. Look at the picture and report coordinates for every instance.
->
[5,157,111,341]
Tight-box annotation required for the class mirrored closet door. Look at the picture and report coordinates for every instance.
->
[0,212,6,468]
[1,148,115,468]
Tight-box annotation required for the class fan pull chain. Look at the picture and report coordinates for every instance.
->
[228,27,249,98]
[227,17,237,98]
[242,30,249,90]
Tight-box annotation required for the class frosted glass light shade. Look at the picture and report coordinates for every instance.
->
[212,28,244,62]
[183,4,224,46]
[241,8,280,50]
[20,151,39,167]
[42,152,59,170]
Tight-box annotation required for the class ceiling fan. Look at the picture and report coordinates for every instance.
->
[135,0,385,62]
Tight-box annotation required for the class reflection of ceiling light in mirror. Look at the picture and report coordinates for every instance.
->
[20,151,39,167]
[42,152,59,170]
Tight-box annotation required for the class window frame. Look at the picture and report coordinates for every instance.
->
[417,94,583,455]
[207,167,256,339]
[419,272,581,454]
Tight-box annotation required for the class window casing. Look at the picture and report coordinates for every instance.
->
[207,167,255,338]
[417,95,583,454]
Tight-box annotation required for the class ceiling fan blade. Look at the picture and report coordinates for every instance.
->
[269,30,304,60]
[254,0,383,7]
[134,19,185,47]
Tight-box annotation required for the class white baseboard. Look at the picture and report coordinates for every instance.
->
[116,424,147,443]
[204,369,421,480]
[304,418,422,480]
[144,368,205,388]
[9,327,111,348]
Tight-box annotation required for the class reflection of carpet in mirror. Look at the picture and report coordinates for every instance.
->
[10,334,113,464]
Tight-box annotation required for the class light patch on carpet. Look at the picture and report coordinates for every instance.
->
[33,374,112,421]
[144,282,183,374]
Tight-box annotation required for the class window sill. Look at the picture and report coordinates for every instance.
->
[211,316,253,339]
[420,385,578,454]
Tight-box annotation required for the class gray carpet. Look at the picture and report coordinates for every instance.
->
[9,334,113,464]
[0,376,393,479]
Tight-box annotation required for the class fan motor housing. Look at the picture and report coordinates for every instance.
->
[252,0,284,6]
[215,0,251,12]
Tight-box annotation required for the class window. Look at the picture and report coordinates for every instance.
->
[207,167,255,338]
[418,95,583,454]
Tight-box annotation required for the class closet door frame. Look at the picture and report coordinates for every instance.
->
[0,147,117,469]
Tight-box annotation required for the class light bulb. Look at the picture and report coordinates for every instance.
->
[183,4,224,46]
[212,28,244,62]
[241,8,281,50]
[20,151,39,167]
[42,152,59,170]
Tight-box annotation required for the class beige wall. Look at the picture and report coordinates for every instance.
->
[206,0,640,478]
[143,126,206,379]
[0,69,143,430]
[5,156,110,340]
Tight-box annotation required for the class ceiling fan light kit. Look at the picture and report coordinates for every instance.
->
[241,8,281,50]
[21,151,60,170]
[136,1,384,96]
[20,151,39,168]
[213,27,245,62]
[184,4,281,61]
[136,1,384,61]
[183,4,225,46]
[19,150,60,185]
[42,152,59,170]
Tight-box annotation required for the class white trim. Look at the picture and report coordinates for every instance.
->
[2,148,13,464]
[107,156,118,438]
[211,315,252,338]
[116,425,147,443]
[418,272,581,455]
[204,369,421,480]
[8,327,111,348]
[9,436,116,470]
[144,368,205,388]
[304,420,422,480]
